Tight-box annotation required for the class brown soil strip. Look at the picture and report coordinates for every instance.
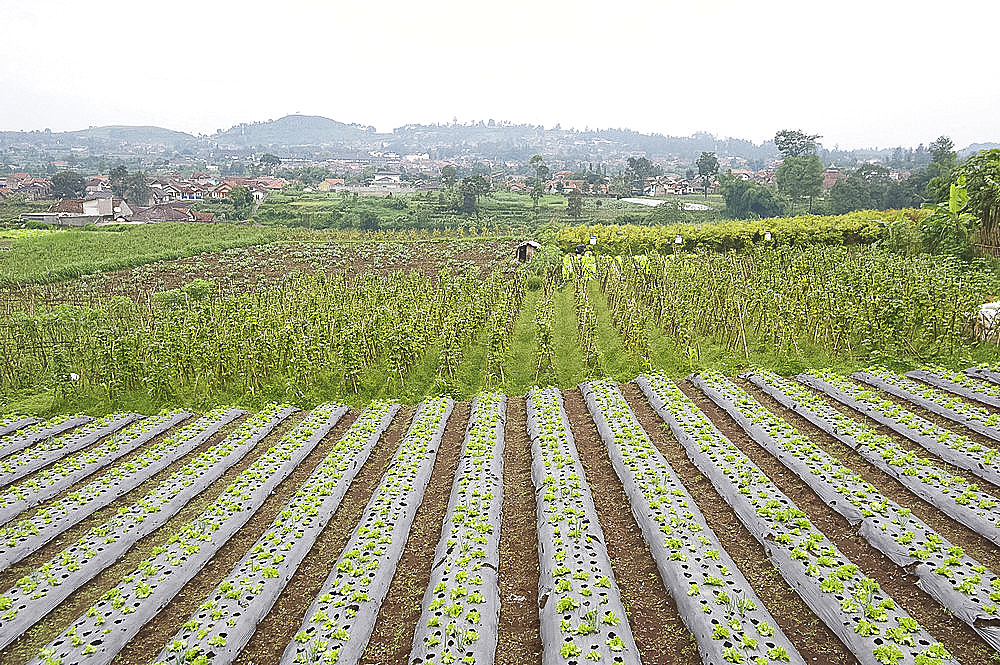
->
[0,412,307,665]
[496,395,542,665]
[234,405,417,665]
[562,387,700,665]
[623,383,858,665]
[678,380,996,665]
[740,378,1000,574]
[359,401,469,665]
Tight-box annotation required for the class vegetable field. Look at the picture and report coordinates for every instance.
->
[1,366,999,665]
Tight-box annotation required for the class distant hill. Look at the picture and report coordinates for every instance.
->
[212,115,375,148]
[959,142,1000,158]
[62,125,195,144]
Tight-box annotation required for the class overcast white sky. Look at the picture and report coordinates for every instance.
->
[1,0,997,149]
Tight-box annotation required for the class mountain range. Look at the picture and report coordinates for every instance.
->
[1,115,996,165]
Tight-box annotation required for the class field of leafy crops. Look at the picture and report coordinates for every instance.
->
[2,366,1000,665]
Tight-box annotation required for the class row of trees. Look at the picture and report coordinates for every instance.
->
[716,130,824,218]
[49,167,152,204]
[828,136,956,214]
[719,131,969,220]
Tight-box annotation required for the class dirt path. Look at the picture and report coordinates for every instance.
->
[562,387,700,665]
[496,396,542,665]
[360,401,470,664]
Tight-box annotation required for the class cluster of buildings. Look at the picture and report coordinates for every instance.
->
[22,198,221,226]
[143,175,287,204]
[0,173,53,199]
[16,175,288,226]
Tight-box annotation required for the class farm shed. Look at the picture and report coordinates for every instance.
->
[516,240,541,262]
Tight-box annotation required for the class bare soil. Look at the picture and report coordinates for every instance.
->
[563,387,701,665]
[495,396,542,665]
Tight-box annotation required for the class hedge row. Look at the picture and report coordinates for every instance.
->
[557,209,929,254]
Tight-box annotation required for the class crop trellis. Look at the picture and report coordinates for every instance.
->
[638,374,956,665]
[592,248,992,361]
[572,277,602,373]
[695,372,1000,651]
[582,379,803,665]
[534,291,555,382]
[0,267,524,402]
[526,387,641,665]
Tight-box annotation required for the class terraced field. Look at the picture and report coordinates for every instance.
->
[2,367,1000,665]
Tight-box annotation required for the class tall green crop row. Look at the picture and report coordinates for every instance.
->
[594,247,996,363]
[0,268,523,409]
[572,267,602,373]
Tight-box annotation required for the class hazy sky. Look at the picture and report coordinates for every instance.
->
[2,0,997,149]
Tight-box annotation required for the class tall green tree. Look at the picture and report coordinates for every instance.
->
[125,172,151,206]
[828,164,891,213]
[920,175,979,259]
[229,185,253,220]
[776,155,824,212]
[958,148,1000,232]
[528,155,548,209]
[719,174,785,219]
[440,165,457,189]
[51,170,85,199]
[109,165,129,198]
[696,151,719,197]
[625,156,653,195]
[459,175,490,214]
[258,153,281,176]
[566,187,583,218]
[774,130,821,158]
[925,136,957,203]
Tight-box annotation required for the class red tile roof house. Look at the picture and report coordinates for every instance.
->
[130,203,198,223]
[210,183,233,199]
[822,169,848,190]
